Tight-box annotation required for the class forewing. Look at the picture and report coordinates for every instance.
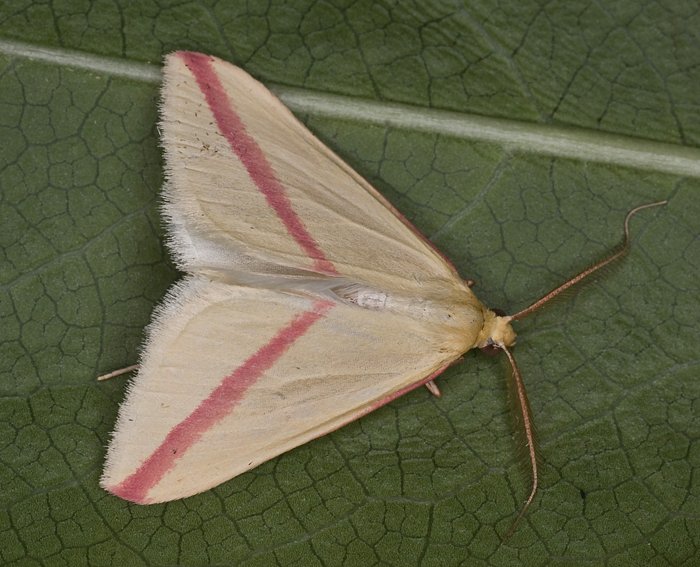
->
[161,51,462,294]
[101,278,470,504]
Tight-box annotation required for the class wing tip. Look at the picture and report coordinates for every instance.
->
[164,51,220,75]
[167,50,207,61]
[168,51,228,71]
[100,461,161,505]
[101,480,154,505]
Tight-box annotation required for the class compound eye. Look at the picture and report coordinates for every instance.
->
[479,340,502,357]
[492,308,506,317]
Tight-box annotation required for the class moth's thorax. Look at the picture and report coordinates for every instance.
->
[475,309,517,349]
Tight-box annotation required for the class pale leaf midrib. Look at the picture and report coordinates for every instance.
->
[1,38,698,179]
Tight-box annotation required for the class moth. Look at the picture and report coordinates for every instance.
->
[101,52,665,531]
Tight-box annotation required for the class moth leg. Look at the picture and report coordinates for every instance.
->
[425,380,441,397]
[464,279,475,287]
[98,364,139,381]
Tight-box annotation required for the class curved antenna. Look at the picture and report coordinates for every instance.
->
[510,200,667,321]
[501,346,538,540]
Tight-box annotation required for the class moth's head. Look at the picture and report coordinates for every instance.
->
[476,308,516,355]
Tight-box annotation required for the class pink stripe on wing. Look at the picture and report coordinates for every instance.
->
[109,299,334,503]
[179,51,338,276]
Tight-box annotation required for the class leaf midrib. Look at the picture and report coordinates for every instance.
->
[2,37,699,179]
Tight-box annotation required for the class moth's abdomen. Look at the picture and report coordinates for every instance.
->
[331,281,485,352]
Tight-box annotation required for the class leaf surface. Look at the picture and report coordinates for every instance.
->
[0,2,698,565]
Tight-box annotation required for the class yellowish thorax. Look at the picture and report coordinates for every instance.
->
[476,310,516,350]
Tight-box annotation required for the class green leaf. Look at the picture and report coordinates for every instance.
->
[1,2,698,565]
